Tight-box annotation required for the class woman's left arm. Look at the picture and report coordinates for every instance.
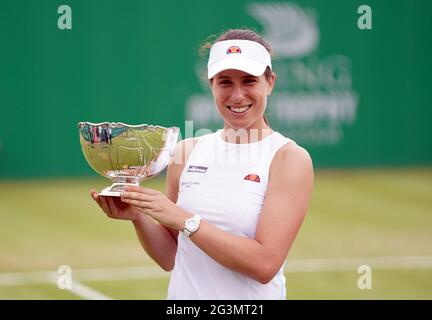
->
[121,143,314,284]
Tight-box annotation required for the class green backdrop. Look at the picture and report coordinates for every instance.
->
[0,0,431,178]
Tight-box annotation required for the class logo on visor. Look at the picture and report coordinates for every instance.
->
[244,174,260,183]
[226,46,242,54]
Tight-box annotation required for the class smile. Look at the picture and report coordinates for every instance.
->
[227,104,252,115]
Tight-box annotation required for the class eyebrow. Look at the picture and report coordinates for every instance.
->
[217,75,257,80]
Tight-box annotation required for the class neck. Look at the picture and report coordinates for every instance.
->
[222,124,273,144]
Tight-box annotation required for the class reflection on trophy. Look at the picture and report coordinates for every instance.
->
[78,122,179,196]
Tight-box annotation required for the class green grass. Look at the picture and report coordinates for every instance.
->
[0,168,431,299]
[0,283,79,300]
[285,269,432,300]
[84,278,170,300]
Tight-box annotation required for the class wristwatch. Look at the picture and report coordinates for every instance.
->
[182,215,202,237]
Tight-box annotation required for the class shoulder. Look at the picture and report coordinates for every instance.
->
[270,141,314,181]
[274,141,313,167]
[264,141,313,215]
[170,137,201,166]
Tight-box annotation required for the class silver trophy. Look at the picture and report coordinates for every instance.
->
[78,122,179,196]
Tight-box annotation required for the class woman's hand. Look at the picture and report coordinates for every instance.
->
[90,189,142,221]
[120,186,191,231]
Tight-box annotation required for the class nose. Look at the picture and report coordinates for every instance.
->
[230,84,246,103]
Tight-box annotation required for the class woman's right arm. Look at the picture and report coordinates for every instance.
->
[90,138,196,271]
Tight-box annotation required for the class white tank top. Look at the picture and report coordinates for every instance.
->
[167,130,293,300]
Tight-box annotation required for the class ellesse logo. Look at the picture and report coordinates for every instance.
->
[244,174,260,183]
[226,46,242,54]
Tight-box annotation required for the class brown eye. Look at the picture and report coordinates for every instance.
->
[243,78,257,84]
[218,80,232,86]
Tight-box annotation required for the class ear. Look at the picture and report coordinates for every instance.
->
[266,72,276,96]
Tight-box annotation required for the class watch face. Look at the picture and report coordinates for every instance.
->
[186,220,197,230]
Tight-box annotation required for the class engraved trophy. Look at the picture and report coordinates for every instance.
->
[78,122,179,196]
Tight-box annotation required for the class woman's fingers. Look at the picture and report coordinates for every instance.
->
[90,189,102,208]
[106,196,121,218]
[120,198,148,208]
[121,195,153,211]
[124,185,158,195]
[121,189,153,210]
[121,191,152,202]
[90,189,143,219]
[91,189,112,218]
[99,195,113,217]
[120,187,159,210]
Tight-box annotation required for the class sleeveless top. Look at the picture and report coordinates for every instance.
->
[167,130,293,300]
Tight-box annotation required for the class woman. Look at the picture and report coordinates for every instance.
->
[91,29,314,299]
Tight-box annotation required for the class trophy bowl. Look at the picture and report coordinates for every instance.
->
[78,122,179,196]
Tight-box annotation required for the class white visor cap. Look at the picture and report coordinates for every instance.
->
[207,39,272,79]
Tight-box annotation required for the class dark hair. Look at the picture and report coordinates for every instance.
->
[199,28,274,126]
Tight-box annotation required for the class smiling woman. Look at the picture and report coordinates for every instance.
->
[204,29,275,129]
[210,69,274,135]
[90,28,314,300]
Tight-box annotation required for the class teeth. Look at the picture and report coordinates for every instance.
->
[230,105,250,113]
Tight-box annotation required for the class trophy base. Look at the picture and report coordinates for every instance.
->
[99,183,139,197]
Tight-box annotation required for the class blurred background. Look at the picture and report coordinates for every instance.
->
[0,0,431,299]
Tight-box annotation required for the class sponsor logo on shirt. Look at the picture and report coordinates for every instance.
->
[187,165,208,173]
[181,181,199,188]
[244,174,261,183]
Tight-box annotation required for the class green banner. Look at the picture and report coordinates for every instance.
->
[0,0,431,178]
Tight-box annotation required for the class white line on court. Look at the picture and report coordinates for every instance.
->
[285,255,432,272]
[66,280,112,300]
[4,272,113,300]
[0,266,166,287]
[45,272,112,300]
[1,256,432,288]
